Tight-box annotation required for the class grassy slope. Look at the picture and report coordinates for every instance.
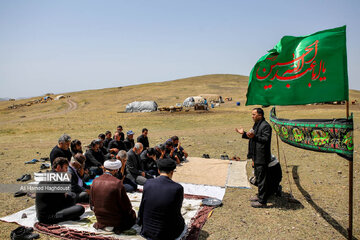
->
[0,74,359,239]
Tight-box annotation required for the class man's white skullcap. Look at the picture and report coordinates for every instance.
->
[104,159,122,170]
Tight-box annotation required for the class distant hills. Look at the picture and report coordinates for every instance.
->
[0,98,10,101]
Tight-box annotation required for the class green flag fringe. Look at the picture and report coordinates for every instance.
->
[270,107,353,160]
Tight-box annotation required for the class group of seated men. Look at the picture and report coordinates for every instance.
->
[36,126,189,239]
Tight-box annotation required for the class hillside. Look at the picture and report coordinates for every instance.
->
[0,74,359,239]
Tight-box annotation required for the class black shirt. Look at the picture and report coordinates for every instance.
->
[243,118,272,165]
[119,132,125,141]
[113,132,125,141]
[50,145,72,166]
[124,137,135,151]
[36,179,76,223]
[108,139,127,153]
[84,149,105,169]
[137,135,149,149]
[100,146,108,155]
[103,138,112,148]
[140,150,157,171]
[165,148,177,162]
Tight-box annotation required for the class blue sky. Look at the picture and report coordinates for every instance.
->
[0,0,359,98]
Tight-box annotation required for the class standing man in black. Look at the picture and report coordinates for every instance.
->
[137,128,149,151]
[50,134,72,166]
[235,108,272,208]
[138,158,186,240]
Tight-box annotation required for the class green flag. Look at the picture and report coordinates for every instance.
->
[246,26,348,106]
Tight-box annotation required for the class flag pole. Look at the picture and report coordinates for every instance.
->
[276,133,281,162]
[346,100,353,240]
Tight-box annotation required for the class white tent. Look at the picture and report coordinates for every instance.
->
[183,96,205,107]
[199,94,224,103]
[54,95,65,100]
[125,101,158,112]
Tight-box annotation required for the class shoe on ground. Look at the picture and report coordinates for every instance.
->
[40,163,50,170]
[21,174,31,182]
[14,191,27,198]
[251,201,267,208]
[11,226,39,240]
[224,155,229,160]
[220,155,225,160]
[24,159,36,164]
[249,195,259,202]
[17,174,27,181]
[202,154,207,158]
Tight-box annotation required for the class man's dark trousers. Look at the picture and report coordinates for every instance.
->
[254,164,269,204]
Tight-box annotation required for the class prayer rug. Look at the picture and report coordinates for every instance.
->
[173,157,230,187]
[226,160,251,189]
[1,191,216,240]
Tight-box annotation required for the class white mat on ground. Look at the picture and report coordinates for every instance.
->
[138,182,226,200]
[226,161,251,189]
[0,192,202,239]
[180,182,225,200]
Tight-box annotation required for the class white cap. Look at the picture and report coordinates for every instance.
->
[104,159,122,170]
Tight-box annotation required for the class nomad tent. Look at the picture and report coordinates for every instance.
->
[199,94,224,103]
[125,101,158,112]
[54,95,65,100]
[183,96,206,107]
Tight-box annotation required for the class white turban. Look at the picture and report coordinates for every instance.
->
[104,159,122,170]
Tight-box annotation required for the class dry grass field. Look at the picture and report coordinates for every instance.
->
[0,74,359,239]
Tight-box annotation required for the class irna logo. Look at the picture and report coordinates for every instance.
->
[34,172,71,182]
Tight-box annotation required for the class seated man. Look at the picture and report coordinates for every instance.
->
[124,130,135,151]
[70,139,83,156]
[138,158,186,240]
[164,140,180,164]
[84,140,104,176]
[108,132,127,155]
[90,159,136,233]
[137,128,149,151]
[126,143,148,185]
[171,136,188,161]
[115,125,125,141]
[98,134,113,159]
[50,134,72,166]
[116,150,137,192]
[140,148,158,177]
[68,153,90,203]
[103,131,112,149]
[154,144,165,160]
[267,155,282,196]
[36,157,85,224]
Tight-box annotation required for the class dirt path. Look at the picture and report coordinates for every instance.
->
[65,99,78,112]
[0,98,78,124]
